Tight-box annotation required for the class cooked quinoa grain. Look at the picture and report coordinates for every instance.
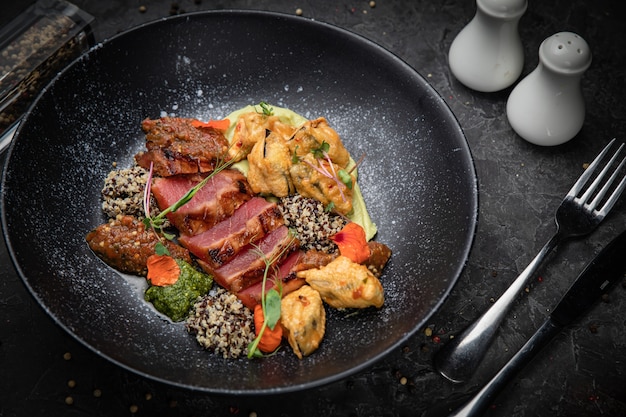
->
[101,165,161,220]
[278,194,346,253]
[186,287,255,359]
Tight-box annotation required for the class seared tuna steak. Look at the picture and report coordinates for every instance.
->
[178,197,284,269]
[151,169,253,235]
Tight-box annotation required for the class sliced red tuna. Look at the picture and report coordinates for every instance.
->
[151,169,253,235]
[178,197,284,269]
[236,250,306,309]
[200,225,298,293]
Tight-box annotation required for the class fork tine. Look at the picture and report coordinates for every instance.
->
[580,141,625,204]
[588,153,626,210]
[596,158,626,217]
[568,138,618,197]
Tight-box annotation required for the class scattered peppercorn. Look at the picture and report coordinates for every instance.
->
[369,1,376,7]
[63,352,72,360]
[589,324,598,333]
[93,389,102,398]
[138,5,147,13]
[295,8,303,16]
[130,404,139,413]
[67,379,76,388]
[601,293,610,303]
[65,396,74,405]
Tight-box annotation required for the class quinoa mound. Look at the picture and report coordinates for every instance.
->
[186,287,255,359]
[277,194,347,254]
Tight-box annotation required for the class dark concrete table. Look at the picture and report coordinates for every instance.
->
[2,1,625,416]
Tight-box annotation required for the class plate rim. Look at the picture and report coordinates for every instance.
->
[1,9,478,394]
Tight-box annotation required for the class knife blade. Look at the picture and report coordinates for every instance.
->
[448,229,626,417]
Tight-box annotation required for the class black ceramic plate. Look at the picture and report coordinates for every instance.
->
[1,11,477,394]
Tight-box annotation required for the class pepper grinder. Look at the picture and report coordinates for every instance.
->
[507,32,592,146]
[448,0,527,92]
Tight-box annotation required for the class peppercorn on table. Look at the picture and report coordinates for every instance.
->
[2,1,626,416]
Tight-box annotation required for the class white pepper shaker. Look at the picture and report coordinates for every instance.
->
[506,32,592,146]
[448,0,527,92]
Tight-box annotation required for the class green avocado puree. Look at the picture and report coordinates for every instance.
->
[144,259,213,322]
[224,104,378,240]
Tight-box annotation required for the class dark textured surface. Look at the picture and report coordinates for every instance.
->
[1,0,625,416]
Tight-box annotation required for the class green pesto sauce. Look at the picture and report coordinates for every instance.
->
[144,259,213,322]
[224,104,378,240]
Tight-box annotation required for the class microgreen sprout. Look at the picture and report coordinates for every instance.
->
[258,101,274,116]
[247,230,297,359]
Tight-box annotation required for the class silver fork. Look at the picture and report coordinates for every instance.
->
[435,138,626,383]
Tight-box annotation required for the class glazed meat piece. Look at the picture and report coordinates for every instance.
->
[135,117,230,177]
[364,241,392,278]
[85,215,191,276]
[178,197,284,269]
[281,285,326,359]
[293,249,337,272]
[150,169,253,235]
[298,255,384,309]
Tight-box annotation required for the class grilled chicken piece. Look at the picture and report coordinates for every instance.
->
[135,117,230,177]
[280,285,326,359]
[297,255,384,309]
[85,215,191,276]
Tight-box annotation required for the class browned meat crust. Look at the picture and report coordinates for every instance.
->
[294,241,391,278]
[86,215,191,276]
[364,241,392,278]
[134,117,230,177]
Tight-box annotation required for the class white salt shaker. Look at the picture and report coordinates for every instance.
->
[448,0,527,92]
[506,32,592,146]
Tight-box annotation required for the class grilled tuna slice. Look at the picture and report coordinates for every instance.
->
[150,169,253,236]
[85,215,191,276]
[236,250,305,309]
[199,225,298,293]
[135,117,230,177]
[178,197,284,269]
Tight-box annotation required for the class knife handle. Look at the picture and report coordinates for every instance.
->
[448,318,562,417]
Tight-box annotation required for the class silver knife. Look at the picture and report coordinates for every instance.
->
[448,229,626,417]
